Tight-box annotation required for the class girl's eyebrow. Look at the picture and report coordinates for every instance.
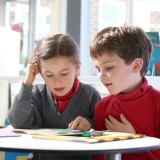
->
[44,68,70,74]
[60,68,70,72]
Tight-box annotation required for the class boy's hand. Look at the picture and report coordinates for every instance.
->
[24,63,39,86]
[105,114,136,134]
[68,116,91,131]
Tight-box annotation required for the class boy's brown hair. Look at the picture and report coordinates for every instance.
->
[90,25,152,77]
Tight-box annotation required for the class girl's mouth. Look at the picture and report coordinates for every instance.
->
[54,87,65,92]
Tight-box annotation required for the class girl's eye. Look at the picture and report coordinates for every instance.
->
[61,73,68,76]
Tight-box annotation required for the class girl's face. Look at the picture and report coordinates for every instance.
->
[93,52,143,94]
[40,56,80,96]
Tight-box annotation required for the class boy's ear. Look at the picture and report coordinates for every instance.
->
[133,58,143,72]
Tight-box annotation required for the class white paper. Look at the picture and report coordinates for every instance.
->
[0,80,9,126]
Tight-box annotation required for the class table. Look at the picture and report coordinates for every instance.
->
[0,134,160,160]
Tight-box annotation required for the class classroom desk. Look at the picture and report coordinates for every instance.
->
[0,134,160,160]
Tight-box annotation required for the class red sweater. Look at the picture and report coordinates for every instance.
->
[94,78,160,160]
[52,77,80,114]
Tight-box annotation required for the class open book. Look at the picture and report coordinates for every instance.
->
[10,127,144,143]
[10,127,84,136]
[33,131,144,144]
[11,127,106,137]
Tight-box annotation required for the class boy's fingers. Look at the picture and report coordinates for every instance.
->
[120,114,129,124]
[108,115,120,125]
[105,118,114,130]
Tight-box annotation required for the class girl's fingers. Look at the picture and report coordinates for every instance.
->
[68,121,73,128]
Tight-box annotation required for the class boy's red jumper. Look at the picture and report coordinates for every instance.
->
[94,78,160,160]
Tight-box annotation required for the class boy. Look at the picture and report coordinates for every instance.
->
[90,25,160,160]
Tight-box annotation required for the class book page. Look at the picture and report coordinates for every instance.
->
[0,128,21,137]
[11,128,82,136]
[33,131,144,143]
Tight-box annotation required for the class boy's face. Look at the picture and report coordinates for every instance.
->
[92,52,142,94]
[40,56,80,96]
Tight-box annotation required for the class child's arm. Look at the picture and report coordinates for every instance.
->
[68,116,91,131]
[24,63,39,86]
[105,114,136,134]
[8,61,42,128]
[7,83,42,129]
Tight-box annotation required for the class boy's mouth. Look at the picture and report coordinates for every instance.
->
[104,83,112,87]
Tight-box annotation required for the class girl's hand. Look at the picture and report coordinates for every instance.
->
[105,114,136,134]
[68,116,91,131]
[24,63,39,86]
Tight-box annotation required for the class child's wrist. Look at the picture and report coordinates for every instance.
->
[23,80,33,86]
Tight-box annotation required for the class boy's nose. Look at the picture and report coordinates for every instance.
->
[98,72,106,79]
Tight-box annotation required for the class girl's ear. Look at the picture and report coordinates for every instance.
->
[37,60,43,77]
[133,58,143,73]
[37,59,41,73]
[36,58,40,65]
[76,62,81,75]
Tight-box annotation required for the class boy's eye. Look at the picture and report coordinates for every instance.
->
[105,66,113,70]
[46,75,53,77]
[97,69,100,73]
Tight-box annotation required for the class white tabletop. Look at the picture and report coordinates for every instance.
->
[0,134,160,154]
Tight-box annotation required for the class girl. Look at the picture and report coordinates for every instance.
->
[8,33,101,160]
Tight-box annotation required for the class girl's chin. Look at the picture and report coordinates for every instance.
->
[54,93,65,96]
[52,90,68,97]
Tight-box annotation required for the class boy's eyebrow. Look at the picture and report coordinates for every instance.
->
[44,71,53,74]
[95,66,99,69]
[101,60,113,64]
[95,61,113,67]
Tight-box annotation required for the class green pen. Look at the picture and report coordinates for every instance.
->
[82,130,104,137]
[82,131,91,137]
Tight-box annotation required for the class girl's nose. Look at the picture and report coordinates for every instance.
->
[54,76,62,83]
